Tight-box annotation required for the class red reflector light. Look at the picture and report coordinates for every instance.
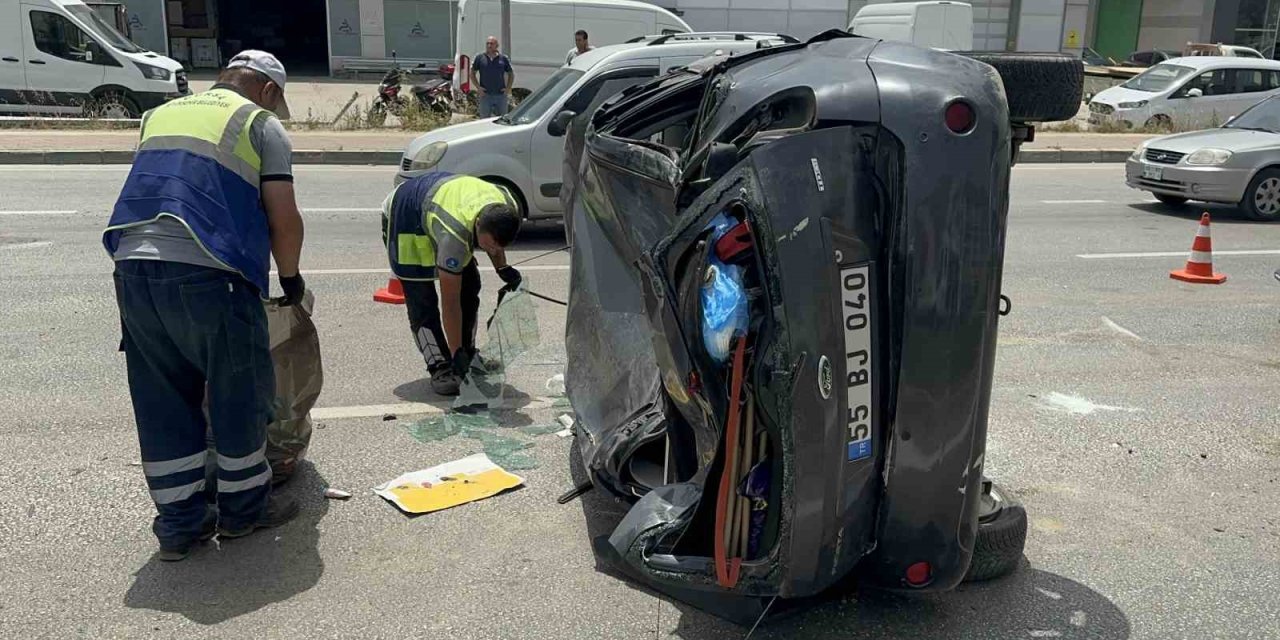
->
[945,101,975,134]
[905,561,932,586]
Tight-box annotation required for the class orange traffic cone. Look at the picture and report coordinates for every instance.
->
[374,277,406,304]
[1170,212,1227,284]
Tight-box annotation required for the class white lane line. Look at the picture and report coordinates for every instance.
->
[302,207,383,213]
[1040,199,1109,204]
[312,397,555,421]
[1101,316,1143,341]
[282,265,570,276]
[0,241,53,250]
[1078,249,1280,259]
[0,210,78,215]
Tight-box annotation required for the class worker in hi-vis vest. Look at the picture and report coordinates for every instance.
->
[381,171,523,395]
[103,51,305,562]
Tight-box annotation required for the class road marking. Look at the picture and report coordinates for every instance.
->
[0,210,78,215]
[0,240,52,250]
[1040,199,1109,204]
[283,265,570,276]
[1075,249,1280,259]
[302,207,382,213]
[1038,392,1140,416]
[1101,316,1143,341]
[312,397,556,421]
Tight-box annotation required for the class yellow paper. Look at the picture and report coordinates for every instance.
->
[375,453,524,515]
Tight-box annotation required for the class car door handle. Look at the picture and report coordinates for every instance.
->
[2,57,19,63]
[29,60,46,64]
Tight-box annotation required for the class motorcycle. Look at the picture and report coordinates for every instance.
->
[369,54,455,127]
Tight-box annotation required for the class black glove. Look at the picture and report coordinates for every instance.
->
[450,347,474,378]
[278,273,306,307]
[497,265,522,289]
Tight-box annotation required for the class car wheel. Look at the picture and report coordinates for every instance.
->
[1145,114,1172,131]
[957,53,1082,122]
[484,177,528,218]
[1241,168,1280,221]
[963,481,1028,583]
[1154,194,1188,206]
[88,91,140,119]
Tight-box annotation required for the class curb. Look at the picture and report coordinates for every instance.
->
[0,150,405,165]
[0,148,1133,166]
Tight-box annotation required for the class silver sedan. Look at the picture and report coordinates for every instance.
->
[1126,94,1280,220]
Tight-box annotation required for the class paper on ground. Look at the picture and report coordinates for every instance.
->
[373,453,525,515]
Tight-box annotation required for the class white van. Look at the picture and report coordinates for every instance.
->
[1089,56,1280,129]
[0,0,187,117]
[406,33,795,220]
[848,1,973,51]
[453,0,692,96]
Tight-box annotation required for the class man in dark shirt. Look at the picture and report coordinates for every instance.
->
[471,36,514,118]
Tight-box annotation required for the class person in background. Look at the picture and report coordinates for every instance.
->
[103,50,305,562]
[380,171,524,395]
[566,30,594,64]
[471,36,514,118]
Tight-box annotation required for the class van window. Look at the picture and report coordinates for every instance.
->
[29,10,111,65]
[1121,63,1196,92]
[1178,69,1233,96]
[66,4,145,54]
[499,67,584,125]
[1233,69,1280,92]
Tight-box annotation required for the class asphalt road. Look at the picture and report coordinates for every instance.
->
[1,165,1277,639]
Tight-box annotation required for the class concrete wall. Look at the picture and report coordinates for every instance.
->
[124,0,170,56]
[1137,0,1214,52]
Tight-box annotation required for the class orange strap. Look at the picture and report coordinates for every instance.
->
[714,336,747,588]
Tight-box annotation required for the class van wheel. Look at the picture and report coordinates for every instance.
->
[88,91,140,119]
[963,481,1028,582]
[958,52,1083,122]
[483,177,528,218]
[1145,114,1172,131]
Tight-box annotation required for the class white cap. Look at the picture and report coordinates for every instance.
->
[226,49,291,119]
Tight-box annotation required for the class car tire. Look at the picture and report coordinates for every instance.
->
[963,482,1028,583]
[1145,114,1172,131]
[1154,194,1189,206]
[1241,168,1280,221]
[959,52,1083,122]
[87,91,140,119]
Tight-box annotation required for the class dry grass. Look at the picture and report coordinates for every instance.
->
[1042,113,1225,135]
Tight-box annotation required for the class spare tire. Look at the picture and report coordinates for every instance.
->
[963,482,1028,582]
[960,52,1083,123]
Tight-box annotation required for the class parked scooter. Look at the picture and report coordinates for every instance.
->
[369,53,454,126]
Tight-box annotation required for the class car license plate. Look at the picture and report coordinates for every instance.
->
[1142,164,1163,181]
[840,264,873,462]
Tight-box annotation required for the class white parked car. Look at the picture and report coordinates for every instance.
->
[1089,56,1280,129]
[400,32,798,220]
[0,0,188,117]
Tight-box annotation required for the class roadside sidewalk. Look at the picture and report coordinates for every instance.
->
[0,130,1153,165]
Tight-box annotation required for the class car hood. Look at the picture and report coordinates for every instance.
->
[402,117,523,157]
[1142,128,1280,153]
[1092,85,1158,105]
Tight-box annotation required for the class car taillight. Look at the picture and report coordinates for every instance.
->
[945,100,975,134]
[905,561,932,586]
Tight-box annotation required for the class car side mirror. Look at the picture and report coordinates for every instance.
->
[1187,88,1203,98]
[548,109,576,137]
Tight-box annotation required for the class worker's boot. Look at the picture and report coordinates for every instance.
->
[217,494,300,539]
[430,369,461,396]
[157,507,217,562]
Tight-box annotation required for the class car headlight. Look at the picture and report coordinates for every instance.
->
[1117,100,1149,109]
[133,62,171,81]
[408,141,448,171]
[1130,141,1149,161]
[1185,148,1233,165]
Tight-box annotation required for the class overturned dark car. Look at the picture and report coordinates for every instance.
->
[560,30,1082,622]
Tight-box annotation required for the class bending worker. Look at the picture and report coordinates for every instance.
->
[103,50,305,561]
[382,171,523,395]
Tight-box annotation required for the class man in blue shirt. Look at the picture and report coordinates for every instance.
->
[471,36,514,118]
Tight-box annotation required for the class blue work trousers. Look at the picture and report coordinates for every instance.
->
[112,260,275,548]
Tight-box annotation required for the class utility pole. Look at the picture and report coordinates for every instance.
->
[502,0,512,58]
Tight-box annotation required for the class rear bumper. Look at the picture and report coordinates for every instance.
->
[1124,158,1250,203]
